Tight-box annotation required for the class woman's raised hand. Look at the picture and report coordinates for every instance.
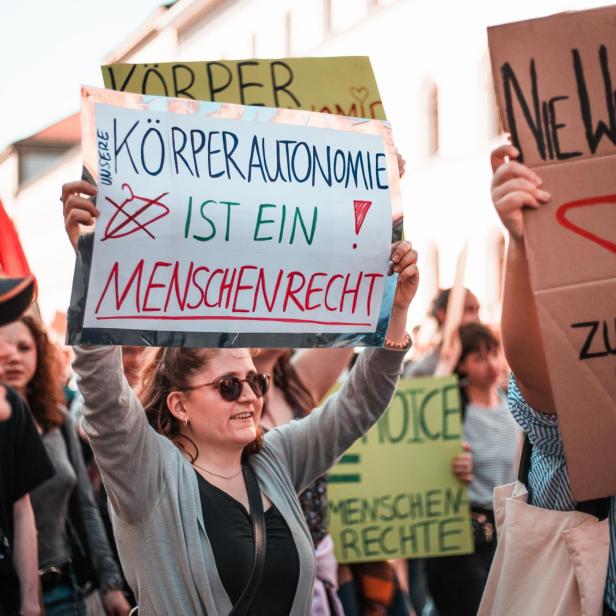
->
[61,180,99,252]
[490,144,551,240]
[390,240,419,311]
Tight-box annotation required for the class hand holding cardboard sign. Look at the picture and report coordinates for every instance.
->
[61,180,99,252]
[489,146,555,414]
[489,6,616,499]
[490,144,551,240]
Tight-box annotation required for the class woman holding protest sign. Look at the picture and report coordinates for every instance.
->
[60,179,419,615]
[477,143,615,616]
[0,315,130,616]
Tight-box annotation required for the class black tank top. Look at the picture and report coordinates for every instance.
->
[195,470,300,615]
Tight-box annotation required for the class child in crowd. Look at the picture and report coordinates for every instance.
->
[426,322,520,616]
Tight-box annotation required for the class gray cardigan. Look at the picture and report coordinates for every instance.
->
[73,345,404,615]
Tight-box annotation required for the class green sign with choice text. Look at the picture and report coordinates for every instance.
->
[327,375,474,563]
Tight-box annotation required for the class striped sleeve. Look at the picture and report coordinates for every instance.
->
[509,375,616,611]
[508,375,576,511]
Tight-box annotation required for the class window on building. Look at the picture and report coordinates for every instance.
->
[482,52,502,137]
[285,10,292,56]
[487,74,502,136]
[17,145,72,189]
[251,33,257,57]
[427,81,439,156]
[324,0,332,33]
[427,240,440,298]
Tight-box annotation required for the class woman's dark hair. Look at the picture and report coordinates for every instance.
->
[139,347,264,462]
[455,323,500,412]
[266,350,316,419]
[455,323,500,373]
[20,316,64,432]
[430,288,452,321]
[430,287,474,325]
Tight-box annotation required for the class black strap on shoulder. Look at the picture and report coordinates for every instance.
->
[517,434,610,520]
[229,463,267,616]
[517,433,533,485]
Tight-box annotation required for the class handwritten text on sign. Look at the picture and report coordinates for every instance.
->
[102,56,386,119]
[84,102,393,335]
[488,6,616,499]
[327,376,473,563]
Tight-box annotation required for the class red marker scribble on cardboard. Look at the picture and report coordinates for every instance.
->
[352,200,373,249]
[103,183,170,241]
[555,195,616,255]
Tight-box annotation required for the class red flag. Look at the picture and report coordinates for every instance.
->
[0,200,32,277]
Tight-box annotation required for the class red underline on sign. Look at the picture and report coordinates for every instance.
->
[95,315,373,327]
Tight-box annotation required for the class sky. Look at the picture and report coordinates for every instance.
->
[0,0,165,149]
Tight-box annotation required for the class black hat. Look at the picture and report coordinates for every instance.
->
[0,276,36,326]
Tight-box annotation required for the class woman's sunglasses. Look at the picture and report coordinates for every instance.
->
[184,373,271,402]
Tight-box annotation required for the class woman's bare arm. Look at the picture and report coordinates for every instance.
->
[491,144,555,412]
[291,348,354,403]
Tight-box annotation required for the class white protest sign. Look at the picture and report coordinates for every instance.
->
[70,87,401,347]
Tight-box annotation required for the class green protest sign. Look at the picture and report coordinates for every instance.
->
[327,375,474,563]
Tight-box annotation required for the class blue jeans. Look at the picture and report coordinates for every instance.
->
[42,568,85,616]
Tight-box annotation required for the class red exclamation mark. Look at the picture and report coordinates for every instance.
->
[353,200,373,249]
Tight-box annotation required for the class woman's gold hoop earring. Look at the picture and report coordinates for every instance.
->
[183,418,189,429]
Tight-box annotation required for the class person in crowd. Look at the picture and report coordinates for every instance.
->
[0,276,54,616]
[255,347,352,615]
[256,349,412,616]
[401,285,480,616]
[333,148,412,616]
[404,287,481,378]
[489,142,616,615]
[425,322,520,616]
[0,315,131,616]
[61,178,419,615]
[118,346,146,390]
[70,345,145,612]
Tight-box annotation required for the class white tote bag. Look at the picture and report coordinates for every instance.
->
[478,480,609,616]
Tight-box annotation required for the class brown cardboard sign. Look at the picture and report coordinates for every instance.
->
[489,6,616,168]
[525,155,616,290]
[489,6,616,500]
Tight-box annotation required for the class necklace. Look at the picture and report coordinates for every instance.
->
[192,461,243,480]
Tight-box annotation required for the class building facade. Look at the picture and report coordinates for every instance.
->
[2,0,601,327]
